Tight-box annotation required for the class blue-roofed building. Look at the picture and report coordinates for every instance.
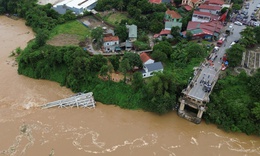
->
[142,62,164,78]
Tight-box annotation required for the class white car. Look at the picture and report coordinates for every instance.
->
[234,21,243,26]
[229,42,236,48]
[254,22,260,26]
[229,23,234,29]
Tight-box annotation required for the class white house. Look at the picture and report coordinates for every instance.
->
[103,36,119,52]
[140,52,154,65]
[142,62,164,78]
[52,0,97,15]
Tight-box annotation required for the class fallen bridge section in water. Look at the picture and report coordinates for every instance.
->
[41,92,96,109]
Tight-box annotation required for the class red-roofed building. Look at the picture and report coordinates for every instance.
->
[153,29,172,38]
[103,36,120,52]
[204,0,224,6]
[149,0,161,4]
[198,4,221,15]
[140,53,155,65]
[181,0,203,8]
[182,20,223,40]
[192,11,212,23]
[165,9,182,22]
[182,4,192,11]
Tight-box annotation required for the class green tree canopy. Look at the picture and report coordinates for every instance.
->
[240,27,257,48]
[122,52,143,68]
[226,44,245,67]
[115,25,128,42]
[91,27,104,43]
[142,72,176,114]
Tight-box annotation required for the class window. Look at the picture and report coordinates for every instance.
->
[107,43,109,45]
[150,72,153,75]
[143,74,146,77]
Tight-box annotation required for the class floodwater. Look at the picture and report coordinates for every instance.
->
[0,16,259,156]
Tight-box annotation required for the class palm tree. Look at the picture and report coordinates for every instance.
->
[118,0,124,12]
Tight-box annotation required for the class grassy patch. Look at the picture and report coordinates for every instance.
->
[106,12,128,25]
[50,20,91,40]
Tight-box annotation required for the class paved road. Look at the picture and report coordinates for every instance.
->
[187,1,259,101]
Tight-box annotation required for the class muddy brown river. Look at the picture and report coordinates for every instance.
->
[0,16,259,156]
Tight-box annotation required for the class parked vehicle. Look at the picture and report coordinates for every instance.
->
[234,21,243,26]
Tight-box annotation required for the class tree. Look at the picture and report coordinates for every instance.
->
[252,102,260,120]
[109,55,120,72]
[151,50,167,62]
[232,4,241,10]
[35,29,49,48]
[89,55,107,72]
[254,26,260,43]
[100,65,109,79]
[248,69,260,98]
[171,26,181,37]
[185,31,193,41]
[114,25,128,42]
[220,7,228,14]
[132,72,143,91]
[117,0,124,12]
[122,52,142,68]
[119,58,131,82]
[149,19,164,33]
[226,44,245,67]
[142,72,176,114]
[240,27,257,48]
[153,41,173,58]
[91,27,103,44]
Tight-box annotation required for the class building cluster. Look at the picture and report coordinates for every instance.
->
[102,24,137,53]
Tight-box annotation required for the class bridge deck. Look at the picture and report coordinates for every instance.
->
[41,92,95,109]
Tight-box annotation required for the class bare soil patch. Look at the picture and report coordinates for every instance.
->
[47,34,80,46]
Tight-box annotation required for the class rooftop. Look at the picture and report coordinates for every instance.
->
[54,0,98,9]
[103,36,119,42]
[140,53,153,63]
[205,0,224,5]
[166,9,182,19]
[199,4,221,10]
[193,10,212,16]
[145,62,163,72]
[149,0,161,4]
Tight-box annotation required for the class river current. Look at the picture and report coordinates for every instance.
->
[0,16,259,156]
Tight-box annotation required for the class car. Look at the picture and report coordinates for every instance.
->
[234,21,243,26]
[229,23,234,29]
[257,4,260,8]
[254,22,260,27]
[245,5,249,9]
[229,42,236,48]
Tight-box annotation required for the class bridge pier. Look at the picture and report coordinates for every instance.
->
[177,98,206,124]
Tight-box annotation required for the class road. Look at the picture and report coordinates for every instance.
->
[187,1,259,101]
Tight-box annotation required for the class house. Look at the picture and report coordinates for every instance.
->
[52,0,97,15]
[182,20,223,40]
[103,29,115,37]
[140,53,155,65]
[142,62,164,78]
[198,4,221,15]
[103,36,120,52]
[204,0,224,7]
[181,0,203,8]
[165,9,182,23]
[192,11,211,23]
[126,24,137,42]
[153,29,173,40]
[149,0,173,4]
[182,4,193,11]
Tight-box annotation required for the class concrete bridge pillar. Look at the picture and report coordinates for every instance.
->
[179,100,185,111]
[197,110,204,118]
[197,106,205,118]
